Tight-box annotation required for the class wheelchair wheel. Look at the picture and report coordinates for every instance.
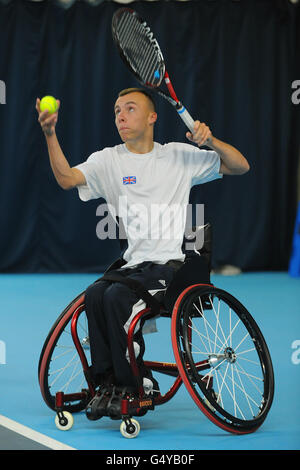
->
[171,284,274,434]
[38,293,91,412]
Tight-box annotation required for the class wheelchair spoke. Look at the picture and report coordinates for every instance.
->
[61,367,85,394]
[52,346,77,362]
[217,365,248,420]
[191,306,227,354]
[208,296,230,350]
[234,361,264,390]
[49,352,80,385]
[235,349,260,365]
[45,311,91,400]
[39,300,94,413]
[234,365,260,409]
[188,339,212,356]
[189,318,224,355]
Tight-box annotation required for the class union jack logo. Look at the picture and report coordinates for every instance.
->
[123,176,136,185]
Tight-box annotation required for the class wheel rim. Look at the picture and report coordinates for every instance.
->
[172,285,274,434]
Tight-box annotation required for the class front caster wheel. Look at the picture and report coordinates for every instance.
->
[120,418,140,438]
[55,411,74,431]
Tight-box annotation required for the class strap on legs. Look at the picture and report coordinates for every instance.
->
[100,272,162,317]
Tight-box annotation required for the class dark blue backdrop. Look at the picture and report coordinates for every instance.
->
[0,0,299,273]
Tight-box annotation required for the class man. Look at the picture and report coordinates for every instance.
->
[36,88,249,418]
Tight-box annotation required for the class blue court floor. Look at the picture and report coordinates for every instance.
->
[0,271,299,451]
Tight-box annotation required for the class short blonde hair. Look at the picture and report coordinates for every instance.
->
[118,87,156,112]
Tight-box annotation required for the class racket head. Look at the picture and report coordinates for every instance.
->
[112,8,165,90]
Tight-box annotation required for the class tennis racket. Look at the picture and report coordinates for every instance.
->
[111,7,195,133]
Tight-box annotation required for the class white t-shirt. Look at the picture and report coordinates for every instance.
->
[75,142,222,268]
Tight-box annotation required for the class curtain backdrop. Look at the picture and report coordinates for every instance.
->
[0,0,299,273]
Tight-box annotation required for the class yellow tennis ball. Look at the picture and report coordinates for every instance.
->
[40,95,58,114]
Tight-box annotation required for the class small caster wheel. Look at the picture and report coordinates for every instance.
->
[55,411,74,431]
[120,418,140,439]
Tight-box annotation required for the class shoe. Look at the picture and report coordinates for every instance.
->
[106,386,128,420]
[85,384,113,421]
[106,386,154,419]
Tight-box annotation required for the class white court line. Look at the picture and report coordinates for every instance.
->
[0,415,76,450]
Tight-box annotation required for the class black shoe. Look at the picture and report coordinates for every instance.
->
[85,385,113,421]
[106,386,124,420]
[106,386,139,420]
[104,385,150,419]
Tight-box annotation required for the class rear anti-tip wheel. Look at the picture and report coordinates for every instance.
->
[55,411,74,431]
[120,418,140,438]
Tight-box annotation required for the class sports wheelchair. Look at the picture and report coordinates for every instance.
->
[38,224,274,438]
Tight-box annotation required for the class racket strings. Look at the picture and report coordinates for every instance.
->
[127,17,151,76]
[118,14,142,69]
[119,15,157,79]
[115,12,163,86]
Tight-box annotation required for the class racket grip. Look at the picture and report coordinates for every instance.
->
[177,104,195,133]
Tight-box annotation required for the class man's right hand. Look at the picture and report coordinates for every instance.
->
[35,97,86,189]
[36,98,60,137]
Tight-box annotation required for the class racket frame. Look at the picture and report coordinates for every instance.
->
[112,7,196,132]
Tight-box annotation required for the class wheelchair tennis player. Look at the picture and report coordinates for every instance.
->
[36,88,249,420]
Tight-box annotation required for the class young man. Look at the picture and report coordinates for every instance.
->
[36,88,249,417]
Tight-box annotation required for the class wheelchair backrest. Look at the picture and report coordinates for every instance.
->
[163,253,211,312]
[182,223,212,269]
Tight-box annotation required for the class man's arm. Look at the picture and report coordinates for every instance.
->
[186,121,250,175]
[36,98,86,189]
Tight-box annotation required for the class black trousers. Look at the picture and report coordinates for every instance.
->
[84,261,177,391]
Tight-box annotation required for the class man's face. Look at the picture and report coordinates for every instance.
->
[114,92,157,143]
